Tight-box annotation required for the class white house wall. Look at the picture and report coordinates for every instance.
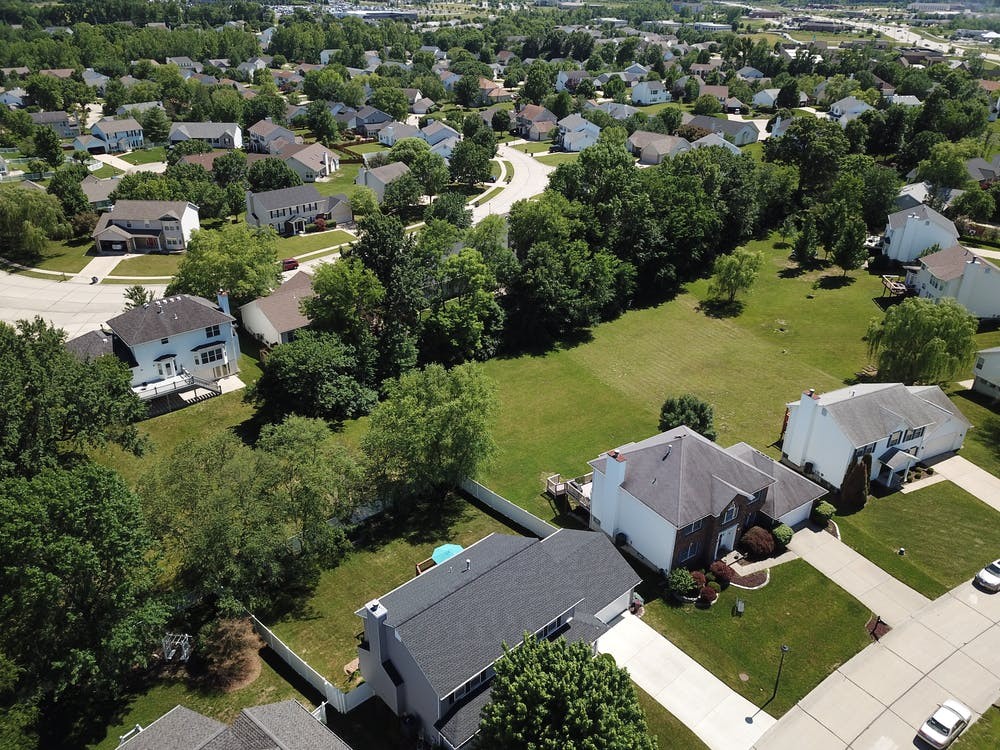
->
[179,207,200,244]
[594,589,633,624]
[128,323,238,386]
[883,218,958,263]
[612,490,678,572]
[956,262,1000,318]
[973,353,1000,397]
[777,502,812,527]
[783,399,855,488]
[239,301,282,348]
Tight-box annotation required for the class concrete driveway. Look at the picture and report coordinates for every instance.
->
[754,580,1000,750]
[788,526,929,627]
[925,456,1000,514]
[598,612,776,750]
[471,143,554,223]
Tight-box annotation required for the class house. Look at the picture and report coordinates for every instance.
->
[978,79,1000,121]
[631,80,670,105]
[438,70,461,92]
[683,115,758,146]
[29,110,80,138]
[113,700,349,749]
[972,347,1000,399]
[781,384,970,490]
[558,113,600,152]
[90,117,144,153]
[963,155,1000,185]
[352,106,393,137]
[476,77,512,105]
[596,101,638,120]
[247,118,298,153]
[894,181,963,211]
[66,292,240,399]
[168,122,242,150]
[245,185,351,235]
[691,131,741,155]
[514,104,557,137]
[80,175,120,210]
[626,130,664,156]
[357,530,640,749]
[885,94,922,107]
[700,84,729,105]
[237,57,267,77]
[240,271,314,348]
[584,426,826,573]
[82,68,109,93]
[881,204,959,263]
[751,89,781,109]
[737,65,764,80]
[116,101,165,117]
[904,244,1000,319]
[412,97,436,115]
[355,161,410,202]
[166,56,202,73]
[640,135,691,164]
[430,136,460,161]
[556,70,592,93]
[378,121,422,147]
[0,87,27,108]
[280,142,339,182]
[421,120,460,147]
[827,96,874,127]
[92,200,199,254]
[420,44,447,60]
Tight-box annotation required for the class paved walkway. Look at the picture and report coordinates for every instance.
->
[788,526,929,627]
[72,255,127,283]
[471,143,554,222]
[597,612,776,750]
[754,580,1000,750]
[925,456,1000,514]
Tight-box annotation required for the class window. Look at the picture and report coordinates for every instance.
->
[205,324,220,338]
[911,426,925,439]
[200,347,224,365]
[888,430,902,447]
[682,519,703,535]
[678,540,701,563]
[160,337,168,344]
[976,357,985,370]
[853,442,877,460]
[751,489,766,504]
[722,504,738,524]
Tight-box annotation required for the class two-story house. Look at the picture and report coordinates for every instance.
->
[631,80,671,105]
[973,347,1000,399]
[904,244,1000,319]
[66,292,240,402]
[246,117,297,153]
[781,384,970,490]
[378,121,422,147]
[355,161,410,202]
[28,110,80,138]
[357,530,640,749]
[583,426,825,573]
[92,200,200,254]
[882,204,959,263]
[352,106,393,137]
[514,104,557,138]
[245,184,351,235]
[827,96,874,127]
[89,117,144,153]
[557,113,601,152]
[279,142,340,182]
[168,122,243,150]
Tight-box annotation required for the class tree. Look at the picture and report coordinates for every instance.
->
[708,247,764,303]
[867,297,978,384]
[776,80,799,109]
[692,94,723,115]
[449,140,491,186]
[248,157,302,193]
[424,190,472,228]
[350,186,379,218]
[523,60,555,104]
[361,363,498,505]
[212,149,248,188]
[839,454,871,511]
[167,224,281,306]
[0,318,146,479]
[603,75,626,100]
[381,172,423,214]
[479,635,657,750]
[658,394,716,440]
[763,116,850,197]
[410,151,450,199]
[388,137,431,166]
[140,106,171,143]
[122,285,155,310]
[453,74,481,107]
[0,463,167,728]
[792,214,818,267]
[491,108,511,134]
[370,85,408,121]
[831,213,868,276]
[33,125,63,168]
[46,164,90,218]
[916,140,972,191]
[951,186,995,221]
[166,138,213,165]
[249,330,377,422]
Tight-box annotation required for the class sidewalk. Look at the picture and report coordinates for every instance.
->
[788,526,929,627]
[598,611,776,750]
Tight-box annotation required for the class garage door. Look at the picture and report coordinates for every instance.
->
[779,503,812,527]
[920,430,964,461]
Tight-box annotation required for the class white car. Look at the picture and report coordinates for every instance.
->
[975,559,1000,592]
[917,700,973,749]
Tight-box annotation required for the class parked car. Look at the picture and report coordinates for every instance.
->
[975,559,1000,592]
[280,258,299,271]
[917,699,972,749]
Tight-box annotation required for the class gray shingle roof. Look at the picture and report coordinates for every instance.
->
[248,184,323,212]
[726,443,826,519]
[920,244,995,281]
[119,705,226,750]
[243,271,313,335]
[107,294,232,347]
[368,161,409,183]
[95,117,142,134]
[685,114,757,138]
[887,203,956,234]
[233,700,353,749]
[170,122,239,139]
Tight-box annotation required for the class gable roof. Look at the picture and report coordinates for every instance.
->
[887,203,957,235]
[249,184,323,212]
[118,705,225,749]
[684,114,756,138]
[725,443,826,519]
[517,103,556,123]
[107,294,233,347]
[920,244,996,281]
[99,200,193,222]
[591,426,775,527]
[368,161,409,183]
[95,117,142,134]
[170,122,240,139]
[80,175,119,204]
[248,118,290,138]
[243,271,313,335]
[366,530,638,698]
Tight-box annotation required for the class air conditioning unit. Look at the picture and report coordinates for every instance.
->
[615,532,628,547]
[803,461,814,474]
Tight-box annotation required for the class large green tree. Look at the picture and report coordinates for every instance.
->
[831,212,868,276]
[247,157,303,193]
[867,297,978,384]
[658,394,717,440]
[763,116,849,197]
[46,163,90,218]
[708,247,764,303]
[33,125,63,169]
[479,635,657,750]
[0,185,69,262]
[167,224,281,306]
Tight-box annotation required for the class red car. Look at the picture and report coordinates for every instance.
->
[281,258,300,271]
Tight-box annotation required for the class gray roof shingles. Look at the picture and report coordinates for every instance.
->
[249,184,324,212]
[107,294,232,347]
[726,442,826,519]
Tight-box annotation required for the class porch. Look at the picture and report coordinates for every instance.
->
[133,370,222,402]
[545,472,593,509]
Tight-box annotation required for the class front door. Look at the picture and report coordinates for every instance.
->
[716,524,738,558]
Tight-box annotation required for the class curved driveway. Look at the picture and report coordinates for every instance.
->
[472,143,555,223]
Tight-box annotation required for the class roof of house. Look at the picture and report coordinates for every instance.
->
[797,383,970,447]
[29,110,72,124]
[117,705,225,749]
[643,135,691,156]
[886,203,957,235]
[368,161,409,183]
[65,328,138,367]
[965,155,1000,182]
[366,530,639,699]
[701,84,729,98]
[590,426,775,527]
[726,443,826,519]
[920,244,996,281]
[97,199,193,223]
[106,294,233,347]
[95,117,142,134]
[241,271,313,335]
[628,130,664,149]
[170,122,240,139]
[422,120,458,138]
[558,113,589,130]
[517,103,556,122]
[281,142,336,172]
[80,175,119,204]
[684,114,756,138]
[248,118,290,138]
[248,184,324,212]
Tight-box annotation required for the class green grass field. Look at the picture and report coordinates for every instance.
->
[640,560,871,718]
[474,185,504,204]
[314,164,361,199]
[90,163,124,178]
[956,706,1000,749]
[512,141,550,154]
[276,229,354,257]
[29,237,95,273]
[835,482,1000,599]
[349,142,388,155]
[118,147,166,165]
[947,387,1000,479]
[537,152,580,166]
[111,253,181,277]
[636,687,708,749]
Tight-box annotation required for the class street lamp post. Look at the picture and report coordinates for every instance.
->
[771,644,790,703]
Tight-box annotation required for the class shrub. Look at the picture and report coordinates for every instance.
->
[709,560,735,583]
[699,586,718,603]
[667,568,697,597]
[314,216,327,232]
[811,500,836,524]
[772,523,794,548]
[691,571,707,588]
[197,618,263,689]
[739,526,775,559]
[708,581,721,593]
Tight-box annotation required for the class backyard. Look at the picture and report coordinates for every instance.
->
[638,560,872,718]
[314,164,361,199]
[118,147,167,166]
[834,482,1000,599]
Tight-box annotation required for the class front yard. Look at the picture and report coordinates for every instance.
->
[26,237,95,273]
[834,483,1000,599]
[536,151,580,166]
[512,141,550,154]
[639,559,871,718]
[118,147,167,165]
[275,229,354,257]
[955,706,1000,749]
[111,253,182,277]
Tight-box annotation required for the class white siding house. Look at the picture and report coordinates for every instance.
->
[904,244,1000,318]
[92,200,200,254]
[973,347,1000,399]
[631,80,670,105]
[882,204,959,263]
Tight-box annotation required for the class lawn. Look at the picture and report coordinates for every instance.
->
[947,387,1000,479]
[537,152,580,166]
[118,146,166,165]
[111,253,182,277]
[29,237,95,273]
[834,482,1000,599]
[315,164,361,199]
[348,142,388,155]
[639,560,871,717]
[276,229,355,257]
[742,141,764,161]
[91,162,123,178]
[490,159,501,178]
[266,495,527,688]
[635,687,707,750]
[474,185,504,205]
[956,706,1000,749]
[512,141,550,154]
[87,649,319,750]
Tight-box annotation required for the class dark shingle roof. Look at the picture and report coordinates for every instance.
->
[920,244,995,281]
[436,684,493,748]
[243,271,313,335]
[65,329,138,367]
[726,443,826,519]
[248,184,323,212]
[107,295,232,347]
[119,705,226,749]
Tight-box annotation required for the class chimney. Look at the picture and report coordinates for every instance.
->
[604,448,627,489]
[216,289,230,316]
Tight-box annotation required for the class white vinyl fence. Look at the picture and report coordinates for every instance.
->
[461,477,557,538]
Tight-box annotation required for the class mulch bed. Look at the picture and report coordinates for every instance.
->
[823,520,839,538]
[730,570,767,588]
[866,614,892,641]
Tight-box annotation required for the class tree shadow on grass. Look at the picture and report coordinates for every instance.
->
[697,298,746,319]
[814,274,856,290]
[778,265,807,279]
